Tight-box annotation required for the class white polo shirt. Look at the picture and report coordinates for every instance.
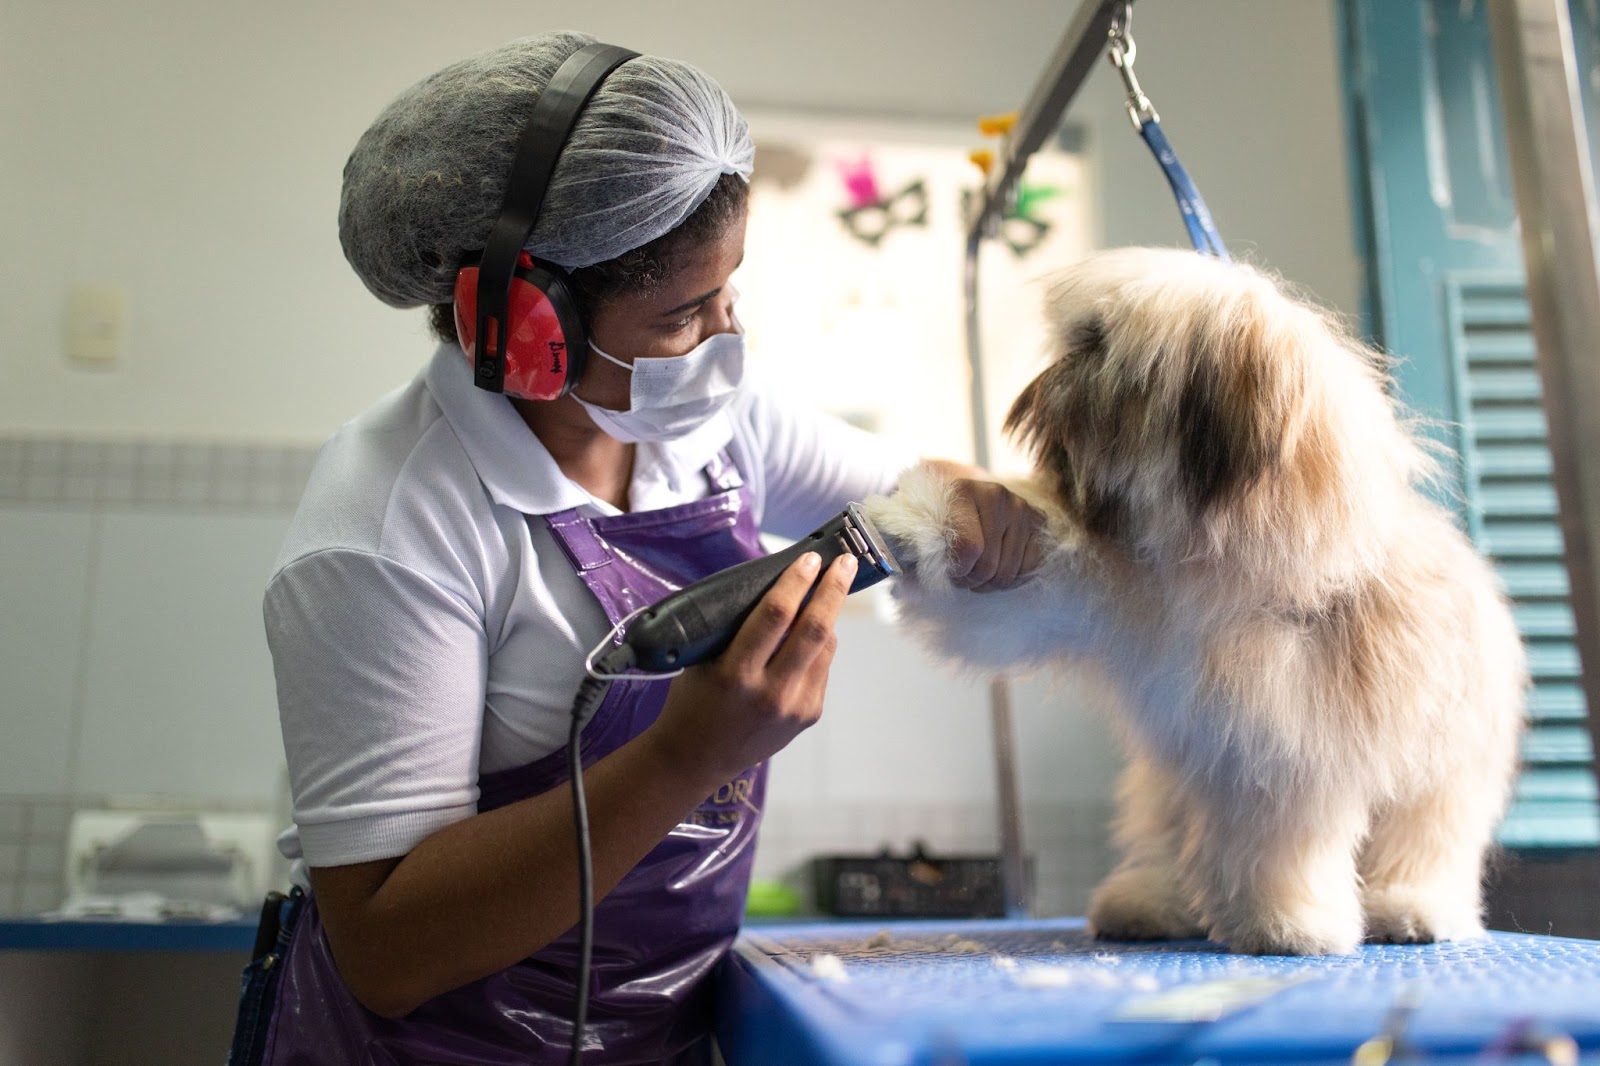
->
[264,345,915,869]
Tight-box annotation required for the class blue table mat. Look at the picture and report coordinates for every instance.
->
[717,918,1600,1065]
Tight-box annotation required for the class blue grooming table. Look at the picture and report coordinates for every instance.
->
[717,918,1600,1065]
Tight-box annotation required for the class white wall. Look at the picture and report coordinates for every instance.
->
[0,0,1357,442]
[0,2,1356,1062]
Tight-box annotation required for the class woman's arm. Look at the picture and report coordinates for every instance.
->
[310,551,856,1018]
[726,393,1044,591]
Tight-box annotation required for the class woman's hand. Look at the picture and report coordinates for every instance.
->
[925,462,1047,592]
[645,551,856,787]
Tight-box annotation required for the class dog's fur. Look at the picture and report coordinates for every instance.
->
[864,247,1526,955]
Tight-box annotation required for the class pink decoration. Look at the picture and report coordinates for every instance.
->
[835,155,882,208]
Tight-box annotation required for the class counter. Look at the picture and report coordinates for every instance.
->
[0,916,257,953]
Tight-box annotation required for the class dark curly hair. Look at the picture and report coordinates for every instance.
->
[428,172,749,345]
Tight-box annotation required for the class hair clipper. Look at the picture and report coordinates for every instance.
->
[618,503,900,672]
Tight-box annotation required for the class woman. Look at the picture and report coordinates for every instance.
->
[246,30,1043,1065]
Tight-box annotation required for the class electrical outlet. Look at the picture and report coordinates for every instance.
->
[66,284,127,364]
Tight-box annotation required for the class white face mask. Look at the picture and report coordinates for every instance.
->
[573,321,746,444]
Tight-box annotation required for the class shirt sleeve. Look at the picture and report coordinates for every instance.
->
[264,547,487,867]
[731,387,921,541]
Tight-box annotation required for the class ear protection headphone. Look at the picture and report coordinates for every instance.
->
[452,43,639,400]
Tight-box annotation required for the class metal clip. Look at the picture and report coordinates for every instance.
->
[1107,2,1158,131]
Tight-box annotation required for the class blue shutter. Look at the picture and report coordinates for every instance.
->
[1445,276,1600,848]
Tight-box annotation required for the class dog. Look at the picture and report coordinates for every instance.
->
[863,247,1526,955]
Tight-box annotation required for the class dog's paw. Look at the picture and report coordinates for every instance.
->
[860,465,960,591]
[1087,874,1207,942]
[1209,908,1363,956]
[1363,884,1485,945]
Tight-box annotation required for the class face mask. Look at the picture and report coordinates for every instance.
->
[573,322,746,444]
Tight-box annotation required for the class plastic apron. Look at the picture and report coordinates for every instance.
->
[246,451,768,1065]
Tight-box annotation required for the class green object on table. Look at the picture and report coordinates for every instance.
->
[745,879,801,918]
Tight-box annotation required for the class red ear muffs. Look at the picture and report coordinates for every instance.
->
[454,252,587,402]
[450,42,636,401]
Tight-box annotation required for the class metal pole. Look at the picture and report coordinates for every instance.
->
[962,0,1129,919]
[963,227,1030,918]
[966,0,1126,248]
[1487,0,1600,775]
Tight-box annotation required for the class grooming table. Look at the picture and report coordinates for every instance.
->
[717,918,1600,1065]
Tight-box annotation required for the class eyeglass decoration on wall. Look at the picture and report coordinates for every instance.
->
[834,155,930,248]
[737,111,1089,473]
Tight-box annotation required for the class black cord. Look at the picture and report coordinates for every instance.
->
[567,645,634,1066]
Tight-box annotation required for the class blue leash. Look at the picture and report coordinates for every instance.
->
[1137,118,1229,261]
[1109,5,1229,261]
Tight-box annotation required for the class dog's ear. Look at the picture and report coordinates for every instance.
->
[1004,359,1069,477]
[1177,317,1288,513]
[1006,316,1109,446]
[1005,315,1131,538]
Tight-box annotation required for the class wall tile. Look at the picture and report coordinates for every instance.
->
[815,612,997,805]
[0,510,96,795]
[172,444,212,507]
[100,476,136,506]
[18,877,64,914]
[0,440,22,500]
[61,441,106,505]
[0,437,319,514]
[0,799,86,916]
[954,805,998,847]
[762,720,824,812]
[21,440,64,503]
[213,449,253,507]
[23,840,64,881]
[1010,671,1125,806]
[74,513,291,804]
[26,799,74,840]
[0,803,26,841]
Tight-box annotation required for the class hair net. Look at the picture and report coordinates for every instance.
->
[339,31,755,308]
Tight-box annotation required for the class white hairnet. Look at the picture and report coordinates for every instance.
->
[339,31,755,308]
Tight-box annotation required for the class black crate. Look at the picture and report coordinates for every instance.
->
[811,845,1031,919]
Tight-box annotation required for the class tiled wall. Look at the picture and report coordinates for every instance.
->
[0,797,73,917]
[0,437,316,511]
[0,435,310,916]
[0,434,1123,919]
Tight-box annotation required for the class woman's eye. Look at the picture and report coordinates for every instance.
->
[663,309,700,332]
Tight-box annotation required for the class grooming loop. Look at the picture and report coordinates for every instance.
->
[1107,4,1158,130]
[1103,1,1230,261]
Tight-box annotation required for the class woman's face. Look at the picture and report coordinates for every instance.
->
[574,210,747,411]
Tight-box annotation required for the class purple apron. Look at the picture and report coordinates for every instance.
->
[256,452,769,1065]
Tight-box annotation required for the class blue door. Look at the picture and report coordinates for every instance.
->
[1342,0,1600,847]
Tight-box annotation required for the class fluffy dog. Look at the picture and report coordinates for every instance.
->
[864,247,1526,955]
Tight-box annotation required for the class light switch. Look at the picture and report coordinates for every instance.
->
[66,284,127,364]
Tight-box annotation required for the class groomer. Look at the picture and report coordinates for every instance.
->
[247,31,1043,1064]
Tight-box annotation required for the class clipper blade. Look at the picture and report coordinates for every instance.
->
[841,502,903,588]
